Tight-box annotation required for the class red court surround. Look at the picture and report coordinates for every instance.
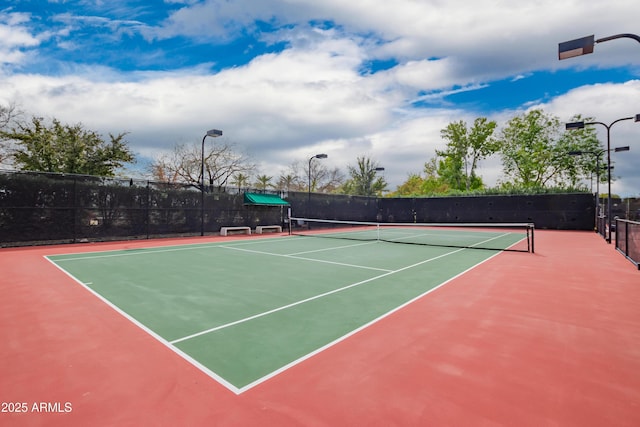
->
[1,231,639,426]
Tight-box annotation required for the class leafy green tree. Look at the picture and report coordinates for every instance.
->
[422,158,452,194]
[276,173,300,191]
[230,172,251,191]
[392,173,425,196]
[342,156,388,196]
[392,159,450,196]
[254,174,273,190]
[496,109,600,189]
[437,117,497,190]
[435,156,464,190]
[1,116,134,176]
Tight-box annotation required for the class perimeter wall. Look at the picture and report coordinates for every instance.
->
[289,192,594,229]
[0,170,595,247]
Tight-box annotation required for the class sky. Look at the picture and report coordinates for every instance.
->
[1,0,640,197]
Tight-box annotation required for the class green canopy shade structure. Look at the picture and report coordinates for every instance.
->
[243,192,290,206]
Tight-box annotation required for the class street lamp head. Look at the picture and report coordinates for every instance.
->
[566,121,586,130]
[568,150,583,156]
[614,146,630,152]
[559,35,595,60]
[314,153,328,159]
[374,167,385,172]
[206,129,223,137]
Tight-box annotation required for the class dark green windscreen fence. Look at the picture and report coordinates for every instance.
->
[0,171,287,245]
[1,170,595,247]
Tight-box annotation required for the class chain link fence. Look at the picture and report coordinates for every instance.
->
[1,170,595,247]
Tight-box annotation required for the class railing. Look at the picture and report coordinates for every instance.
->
[615,219,640,270]
[596,215,606,239]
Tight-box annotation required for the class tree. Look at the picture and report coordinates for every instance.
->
[276,173,300,192]
[342,156,388,196]
[0,102,24,166]
[391,158,451,196]
[422,158,451,194]
[0,101,23,130]
[319,167,345,193]
[151,140,255,190]
[1,116,134,176]
[392,173,424,196]
[230,172,250,192]
[254,174,273,190]
[437,117,497,190]
[496,109,600,189]
[435,156,464,190]
[280,159,344,193]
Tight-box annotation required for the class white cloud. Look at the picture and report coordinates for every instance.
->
[2,0,640,198]
[0,11,40,67]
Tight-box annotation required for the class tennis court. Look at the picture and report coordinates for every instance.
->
[46,222,530,393]
[2,225,640,426]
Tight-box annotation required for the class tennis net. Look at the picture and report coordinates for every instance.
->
[289,217,535,253]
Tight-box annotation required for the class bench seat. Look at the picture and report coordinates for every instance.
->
[220,226,251,236]
[255,225,282,234]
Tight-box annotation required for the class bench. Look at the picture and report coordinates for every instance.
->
[255,225,282,234]
[220,226,251,236]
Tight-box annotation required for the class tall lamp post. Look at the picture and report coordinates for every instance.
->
[308,153,328,203]
[568,148,629,233]
[559,33,640,59]
[568,149,603,229]
[566,117,638,243]
[559,32,640,242]
[201,129,223,236]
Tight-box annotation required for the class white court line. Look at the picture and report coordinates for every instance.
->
[48,231,515,395]
[238,247,506,393]
[44,256,243,394]
[49,244,220,261]
[46,235,299,261]
[173,233,513,346]
[219,242,390,272]
[170,246,467,345]
[285,240,379,256]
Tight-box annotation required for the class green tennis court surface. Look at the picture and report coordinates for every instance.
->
[47,231,527,393]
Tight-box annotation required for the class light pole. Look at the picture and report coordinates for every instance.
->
[566,117,638,243]
[568,148,629,233]
[559,33,640,60]
[568,149,603,228]
[201,129,223,236]
[308,153,328,203]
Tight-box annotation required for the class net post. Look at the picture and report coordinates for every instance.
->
[529,224,535,253]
